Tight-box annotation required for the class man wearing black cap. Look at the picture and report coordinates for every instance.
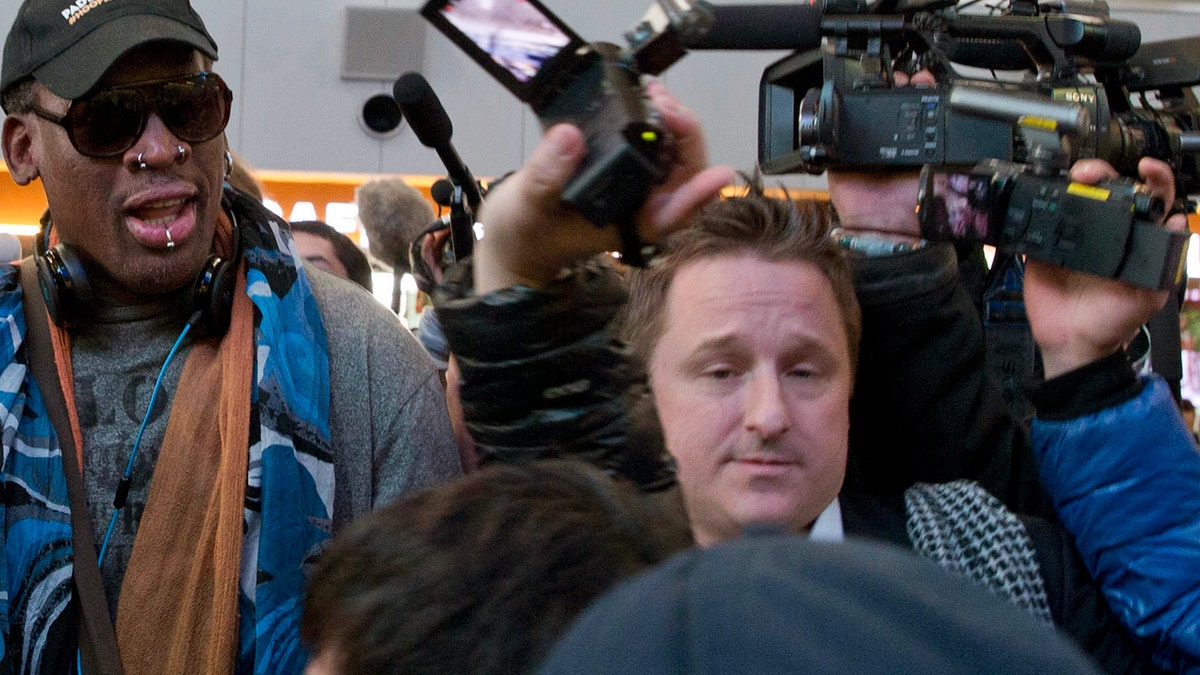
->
[0,1,461,672]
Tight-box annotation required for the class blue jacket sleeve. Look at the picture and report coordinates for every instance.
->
[1031,375,1200,674]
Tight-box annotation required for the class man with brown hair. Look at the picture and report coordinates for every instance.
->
[290,219,375,292]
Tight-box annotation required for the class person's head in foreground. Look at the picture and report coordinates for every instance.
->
[537,533,1101,675]
[302,459,693,675]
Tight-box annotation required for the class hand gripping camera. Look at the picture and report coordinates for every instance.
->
[421,0,680,266]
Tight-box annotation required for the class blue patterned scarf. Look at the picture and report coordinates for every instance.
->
[0,188,335,674]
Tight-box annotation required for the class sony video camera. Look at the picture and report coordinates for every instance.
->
[758,0,1200,195]
[421,0,681,265]
[917,159,1185,289]
[1110,34,1200,197]
[753,0,1195,289]
[901,87,1189,290]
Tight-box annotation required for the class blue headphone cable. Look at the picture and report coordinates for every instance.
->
[79,310,202,673]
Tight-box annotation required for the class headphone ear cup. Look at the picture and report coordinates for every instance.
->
[35,241,92,328]
[190,225,242,338]
[191,254,238,338]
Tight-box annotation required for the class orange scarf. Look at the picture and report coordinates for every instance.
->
[49,213,251,673]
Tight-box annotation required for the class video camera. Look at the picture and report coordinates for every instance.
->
[420,0,813,264]
[746,0,1197,290]
[421,0,688,266]
[902,84,1189,290]
[420,0,1196,287]
[917,158,1186,288]
[758,0,1200,192]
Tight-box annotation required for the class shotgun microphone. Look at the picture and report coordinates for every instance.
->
[393,72,480,260]
[393,72,483,213]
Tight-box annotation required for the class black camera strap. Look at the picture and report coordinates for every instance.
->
[981,253,1038,422]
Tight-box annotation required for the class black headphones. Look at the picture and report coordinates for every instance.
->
[34,216,243,338]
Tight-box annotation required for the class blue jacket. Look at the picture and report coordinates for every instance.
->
[1033,375,1200,674]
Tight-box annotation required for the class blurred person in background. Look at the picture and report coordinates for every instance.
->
[291,219,374,293]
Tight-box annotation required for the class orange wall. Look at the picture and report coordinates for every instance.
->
[4,164,1199,234]
[255,170,443,231]
[0,164,447,235]
[0,165,48,227]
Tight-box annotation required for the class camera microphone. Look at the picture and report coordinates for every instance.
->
[393,72,483,214]
[631,1,833,76]
[683,3,828,51]
[393,72,480,260]
[429,178,456,209]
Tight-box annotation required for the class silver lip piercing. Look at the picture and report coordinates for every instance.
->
[165,227,175,250]
[136,152,147,170]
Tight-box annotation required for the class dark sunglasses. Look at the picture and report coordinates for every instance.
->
[31,72,233,158]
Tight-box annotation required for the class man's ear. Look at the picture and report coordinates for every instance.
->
[2,115,40,185]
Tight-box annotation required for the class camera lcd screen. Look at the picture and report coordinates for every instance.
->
[422,0,585,102]
[920,169,999,244]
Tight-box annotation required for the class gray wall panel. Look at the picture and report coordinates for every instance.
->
[1,0,1197,188]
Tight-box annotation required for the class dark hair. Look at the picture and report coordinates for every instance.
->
[289,220,374,292]
[1,78,36,115]
[622,176,862,377]
[302,460,693,675]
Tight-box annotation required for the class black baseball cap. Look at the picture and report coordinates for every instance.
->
[538,535,1101,675]
[2,0,218,102]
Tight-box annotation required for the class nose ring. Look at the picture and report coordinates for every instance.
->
[136,152,147,170]
[176,145,187,162]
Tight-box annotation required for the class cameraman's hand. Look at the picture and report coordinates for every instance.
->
[1025,157,1188,379]
[827,169,924,238]
[473,81,734,294]
[825,70,937,239]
